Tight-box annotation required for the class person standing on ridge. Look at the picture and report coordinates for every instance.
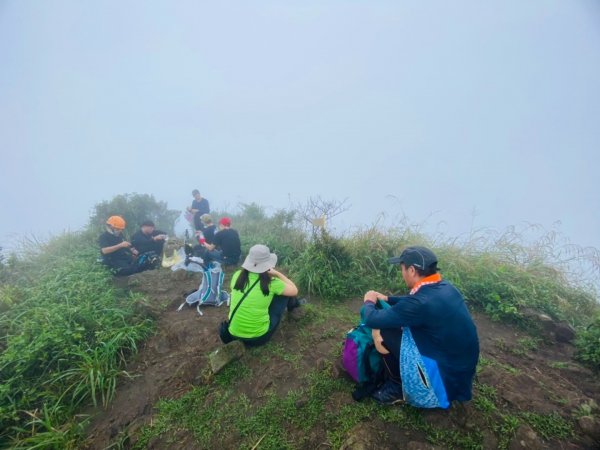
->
[186,189,210,232]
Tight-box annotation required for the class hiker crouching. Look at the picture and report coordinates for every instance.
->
[98,216,154,276]
[362,246,479,408]
[219,244,305,347]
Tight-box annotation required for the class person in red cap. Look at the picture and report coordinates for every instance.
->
[202,217,241,266]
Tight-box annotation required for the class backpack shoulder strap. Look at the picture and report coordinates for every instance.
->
[229,277,261,324]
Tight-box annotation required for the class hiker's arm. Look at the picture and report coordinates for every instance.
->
[364,290,388,302]
[153,231,167,241]
[101,241,130,255]
[362,298,424,328]
[268,269,298,297]
[386,296,402,306]
[372,329,390,355]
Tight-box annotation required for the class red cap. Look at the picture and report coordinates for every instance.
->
[219,217,232,227]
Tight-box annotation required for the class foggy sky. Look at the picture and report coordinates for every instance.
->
[1,1,599,253]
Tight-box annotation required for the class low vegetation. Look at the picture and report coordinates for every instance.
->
[0,194,598,449]
[0,234,154,449]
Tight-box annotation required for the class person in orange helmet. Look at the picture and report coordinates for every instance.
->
[98,216,146,276]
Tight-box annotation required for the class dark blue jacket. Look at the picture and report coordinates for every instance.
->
[362,280,479,402]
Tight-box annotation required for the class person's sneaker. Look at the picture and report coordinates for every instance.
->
[287,297,308,312]
[371,380,404,405]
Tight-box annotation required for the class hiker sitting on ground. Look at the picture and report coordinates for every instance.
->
[131,220,167,256]
[192,214,217,258]
[362,246,479,406]
[202,217,241,266]
[98,216,147,276]
[186,189,210,232]
[222,244,305,347]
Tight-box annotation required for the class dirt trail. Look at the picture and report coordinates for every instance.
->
[84,268,600,449]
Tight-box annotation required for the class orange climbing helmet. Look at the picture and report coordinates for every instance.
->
[106,215,126,230]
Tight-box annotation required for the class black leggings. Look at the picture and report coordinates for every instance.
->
[236,295,295,347]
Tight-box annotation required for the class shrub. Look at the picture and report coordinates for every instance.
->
[88,193,180,236]
[575,314,600,371]
[213,203,307,267]
[290,231,356,301]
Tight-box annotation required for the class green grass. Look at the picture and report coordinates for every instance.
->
[2,198,599,448]
[0,233,155,448]
[519,411,574,441]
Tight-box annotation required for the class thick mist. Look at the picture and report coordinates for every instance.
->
[1,1,599,253]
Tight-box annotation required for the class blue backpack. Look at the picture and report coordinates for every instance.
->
[342,301,389,384]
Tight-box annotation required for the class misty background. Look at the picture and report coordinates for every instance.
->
[1,1,599,256]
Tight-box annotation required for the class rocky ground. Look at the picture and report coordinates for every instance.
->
[82,268,600,449]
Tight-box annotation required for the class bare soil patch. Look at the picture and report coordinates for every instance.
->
[84,268,600,449]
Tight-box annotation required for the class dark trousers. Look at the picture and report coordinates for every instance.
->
[194,214,205,231]
[237,295,294,347]
[381,328,403,381]
[108,261,144,277]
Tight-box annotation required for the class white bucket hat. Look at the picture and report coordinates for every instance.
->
[242,244,277,274]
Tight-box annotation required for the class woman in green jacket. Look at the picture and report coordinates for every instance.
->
[224,244,303,346]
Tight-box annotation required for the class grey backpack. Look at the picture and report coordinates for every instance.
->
[177,261,230,315]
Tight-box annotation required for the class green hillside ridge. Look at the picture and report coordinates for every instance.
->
[1,195,599,449]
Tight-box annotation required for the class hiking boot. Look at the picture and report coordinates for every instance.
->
[371,380,404,405]
[287,297,308,312]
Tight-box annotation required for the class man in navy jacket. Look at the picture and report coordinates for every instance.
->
[362,246,479,406]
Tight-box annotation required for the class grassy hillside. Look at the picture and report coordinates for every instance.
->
[0,233,154,449]
[0,203,598,449]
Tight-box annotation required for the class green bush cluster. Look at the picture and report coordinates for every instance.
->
[214,203,307,266]
[289,228,410,301]
[89,192,180,236]
[289,231,356,300]
[439,247,598,326]
[575,313,600,371]
[0,235,153,448]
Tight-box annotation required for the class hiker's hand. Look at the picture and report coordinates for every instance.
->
[120,241,131,248]
[131,248,139,256]
[373,291,388,301]
[363,291,378,303]
[154,235,166,241]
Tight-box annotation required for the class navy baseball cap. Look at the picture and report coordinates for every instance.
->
[388,246,438,270]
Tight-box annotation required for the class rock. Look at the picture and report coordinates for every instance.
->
[482,430,499,449]
[508,425,544,450]
[316,357,329,371]
[501,390,526,407]
[553,321,576,343]
[522,309,575,343]
[338,424,378,450]
[578,416,600,441]
[208,340,245,374]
